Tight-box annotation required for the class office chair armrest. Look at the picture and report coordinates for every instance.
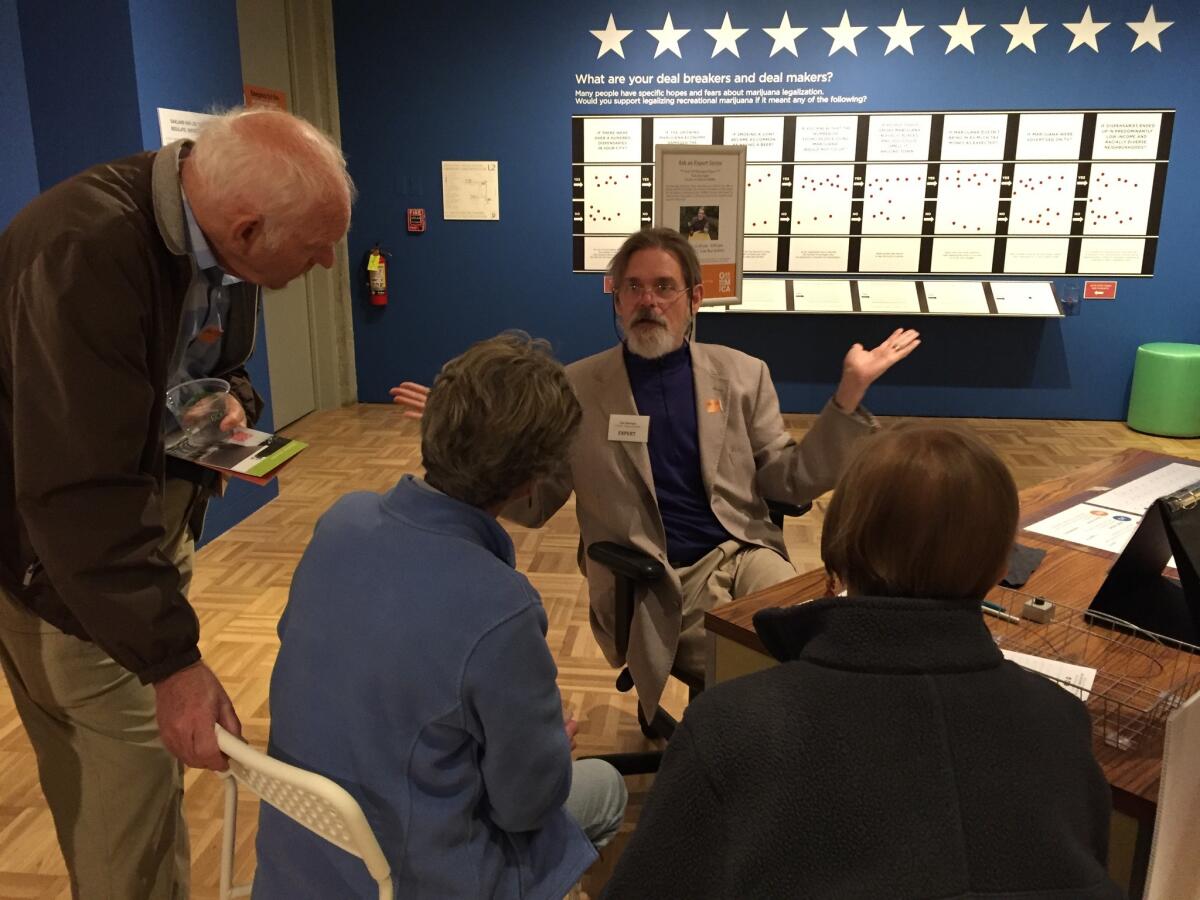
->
[586,542,666,583]
[587,542,665,661]
[766,499,812,528]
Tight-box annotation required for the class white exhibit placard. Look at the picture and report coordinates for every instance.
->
[654,143,746,307]
[792,279,853,311]
[735,278,787,311]
[653,117,714,147]
[157,108,213,146]
[441,161,499,221]
[940,114,1008,161]
[582,118,640,162]
[857,280,920,313]
[923,281,990,314]
[574,109,1172,277]
[990,281,1061,315]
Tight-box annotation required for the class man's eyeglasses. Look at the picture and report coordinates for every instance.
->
[615,279,693,304]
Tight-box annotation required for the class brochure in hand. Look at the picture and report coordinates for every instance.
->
[166,427,306,485]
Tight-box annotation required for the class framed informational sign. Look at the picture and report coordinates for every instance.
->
[654,144,746,307]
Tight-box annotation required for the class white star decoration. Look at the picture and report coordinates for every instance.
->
[1063,6,1110,53]
[590,14,632,59]
[823,10,868,57]
[1001,7,1046,53]
[1127,5,1173,52]
[706,12,749,58]
[585,7,1178,60]
[647,12,689,59]
[878,8,924,56]
[763,11,807,58]
[940,7,985,54]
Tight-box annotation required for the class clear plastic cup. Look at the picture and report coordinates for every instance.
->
[165,378,231,449]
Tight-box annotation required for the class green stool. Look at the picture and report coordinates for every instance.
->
[1127,342,1200,437]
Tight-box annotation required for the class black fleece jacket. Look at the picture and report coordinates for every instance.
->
[604,595,1122,900]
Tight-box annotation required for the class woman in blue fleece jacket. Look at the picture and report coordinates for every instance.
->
[253,333,626,899]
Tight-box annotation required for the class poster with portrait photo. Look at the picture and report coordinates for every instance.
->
[655,144,745,306]
[681,205,720,241]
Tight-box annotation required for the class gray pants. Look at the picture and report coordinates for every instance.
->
[565,758,628,849]
[675,540,797,678]
[0,478,198,899]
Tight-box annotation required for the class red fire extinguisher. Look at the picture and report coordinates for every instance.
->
[366,244,389,307]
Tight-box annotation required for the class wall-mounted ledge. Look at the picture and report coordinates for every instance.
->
[702,278,1063,317]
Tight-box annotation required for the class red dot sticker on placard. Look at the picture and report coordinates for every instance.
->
[1084,281,1117,300]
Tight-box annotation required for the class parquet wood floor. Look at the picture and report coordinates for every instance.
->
[1,405,1195,899]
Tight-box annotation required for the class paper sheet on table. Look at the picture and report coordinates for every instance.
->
[1145,689,1200,899]
[1025,502,1177,569]
[1025,502,1142,554]
[1089,462,1200,515]
[1001,649,1097,701]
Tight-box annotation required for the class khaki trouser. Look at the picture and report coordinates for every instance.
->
[674,540,796,678]
[0,478,200,900]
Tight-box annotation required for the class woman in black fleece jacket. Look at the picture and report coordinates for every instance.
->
[603,425,1121,900]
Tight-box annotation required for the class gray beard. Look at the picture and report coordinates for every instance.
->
[623,316,691,359]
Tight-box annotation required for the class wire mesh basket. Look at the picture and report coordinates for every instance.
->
[988,586,1200,751]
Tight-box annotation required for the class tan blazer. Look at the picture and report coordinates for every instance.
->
[505,342,875,715]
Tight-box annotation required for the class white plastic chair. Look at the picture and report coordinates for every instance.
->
[215,724,393,900]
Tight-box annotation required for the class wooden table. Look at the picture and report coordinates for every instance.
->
[704,449,1200,897]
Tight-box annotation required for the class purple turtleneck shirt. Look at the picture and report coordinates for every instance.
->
[623,342,732,566]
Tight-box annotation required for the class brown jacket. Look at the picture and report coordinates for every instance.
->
[505,342,874,715]
[0,141,261,683]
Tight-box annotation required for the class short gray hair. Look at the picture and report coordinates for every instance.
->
[188,107,356,247]
[606,227,702,294]
[421,332,582,509]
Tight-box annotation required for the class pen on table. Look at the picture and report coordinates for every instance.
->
[981,601,1020,624]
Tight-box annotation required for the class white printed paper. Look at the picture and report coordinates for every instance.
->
[735,279,787,310]
[157,108,213,146]
[1001,649,1097,701]
[1025,502,1143,554]
[1090,463,1200,515]
[442,161,499,221]
[923,281,989,314]
[582,118,641,162]
[608,414,649,443]
[791,280,853,311]
[991,281,1060,315]
[857,280,920,313]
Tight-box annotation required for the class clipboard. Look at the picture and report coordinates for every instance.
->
[1088,481,1200,645]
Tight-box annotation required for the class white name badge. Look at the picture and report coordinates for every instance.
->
[608,414,650,443]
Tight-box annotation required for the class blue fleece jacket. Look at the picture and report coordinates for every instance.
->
[253,475,595,899]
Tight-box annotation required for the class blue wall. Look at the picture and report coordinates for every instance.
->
[15,0,144,192]
[124,0,280,543]
[0,0,37,225]
[127,0,247,150]
[2,0,278,543]
[334,0,1199,419]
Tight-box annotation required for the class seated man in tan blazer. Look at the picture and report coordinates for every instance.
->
[391,228,919,718]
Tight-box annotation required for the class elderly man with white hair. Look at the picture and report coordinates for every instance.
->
[0,108,353,898]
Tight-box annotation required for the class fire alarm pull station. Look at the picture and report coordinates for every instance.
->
[407,209,426,233]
